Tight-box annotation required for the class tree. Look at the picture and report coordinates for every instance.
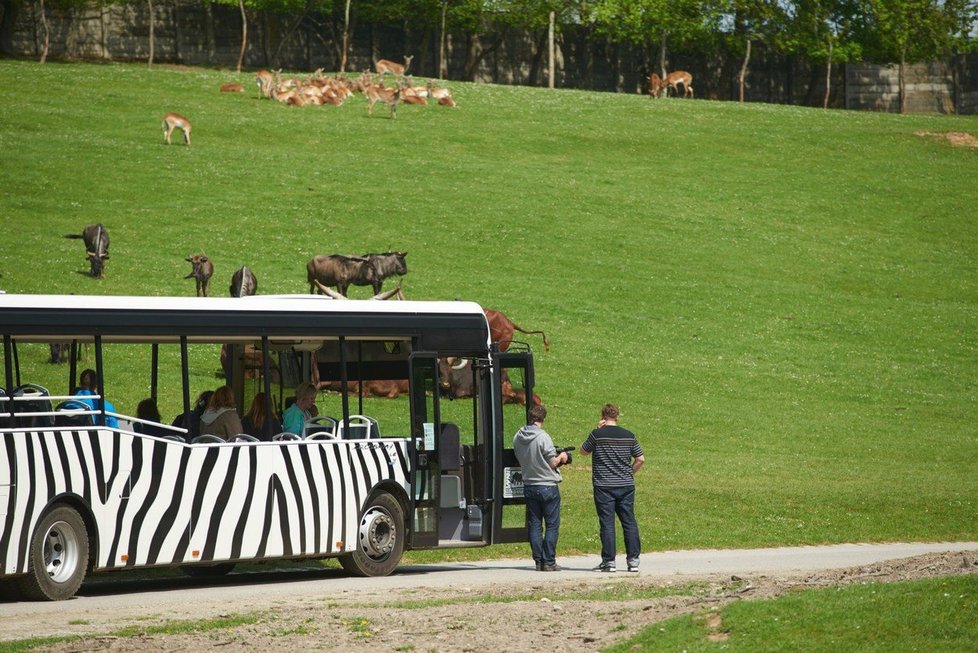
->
[719,0,784,101]
[785,0,862,108]
[0,0,24,56]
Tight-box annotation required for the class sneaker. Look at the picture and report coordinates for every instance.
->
[593,562,616,573]
[627,565,639,573]
[541,563,562,572]
[535,562,543,571]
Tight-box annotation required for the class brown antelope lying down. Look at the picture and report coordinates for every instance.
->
[427,80,458,107]
[162,112,191,145]
[220,83,244,93]
[649,71,694,98]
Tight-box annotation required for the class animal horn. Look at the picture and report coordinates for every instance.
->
[314,279,347,299]
[451,358,469,370]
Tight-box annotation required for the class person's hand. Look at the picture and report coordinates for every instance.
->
[597,418,608,428]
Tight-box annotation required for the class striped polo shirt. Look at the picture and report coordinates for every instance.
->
[581,425,643,487]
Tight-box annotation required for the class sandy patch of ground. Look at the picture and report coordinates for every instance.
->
[25,549,978,652]
[915,130,978,148]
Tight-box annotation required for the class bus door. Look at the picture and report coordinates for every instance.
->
[490,349,534,544]
[407,353,441,548]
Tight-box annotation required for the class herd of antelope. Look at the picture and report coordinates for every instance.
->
[253,56,456,118]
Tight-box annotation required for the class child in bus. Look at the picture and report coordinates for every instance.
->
[242,392,282,441]
[74,368,119,428]
[133,398,174,438]
[198,385,244,440]
[282,382,317,436]
[171,389,213,439]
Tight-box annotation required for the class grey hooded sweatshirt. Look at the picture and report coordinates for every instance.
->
[513,424,562,486]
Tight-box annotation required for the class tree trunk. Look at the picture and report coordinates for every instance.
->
[0,0,22,56]
[822,40,832,110]
[236,0,247,73]
[38,0,48,63]
[547,10,554,89]
[527,28,547,85]
[658,31,667,78]
[204,1,215,64]
[340,0,351,72]
[147,0,154,68]
[738,37,751,102]
[438,0,447,78]
[898,45,906,114]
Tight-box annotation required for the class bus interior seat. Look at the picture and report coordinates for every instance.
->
[191,434,225,444]
[231,433,260,443]
[53,399,96,427]
[339,415,379,439]
[14,383,54,428]
[439,422,461,472]
[0,387,10,428]
[162,435,186,443]
[303,415,337,438]
[273,432,302,442]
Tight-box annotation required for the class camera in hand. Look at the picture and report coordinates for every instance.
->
[556,446,574,466]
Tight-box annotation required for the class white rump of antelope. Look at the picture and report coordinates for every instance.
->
[649,71,694,99]
[162,112,191,145]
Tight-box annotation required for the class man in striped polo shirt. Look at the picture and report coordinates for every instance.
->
[580,403,645,572]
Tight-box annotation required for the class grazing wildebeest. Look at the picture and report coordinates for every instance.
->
[364,252,408,295]
[64,224,110,278]
[49,343,68,364]
[438,358,542,406]
[307,255,379,297]
[185,254,214,297]
[484,309,550,352]
[230,266,258,297]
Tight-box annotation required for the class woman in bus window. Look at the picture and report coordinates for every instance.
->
[242,392,282,441]
[283,382,317,436]
[199,386,243,440]
[75,368,119,428]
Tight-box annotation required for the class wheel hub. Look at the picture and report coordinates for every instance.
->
[43,520,80,584]
[359,507,396,558]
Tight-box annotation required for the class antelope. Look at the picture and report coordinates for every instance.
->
[375,55,413,79]
[366,84,401,118]
[162,112,191,145]
[220,82,244,93]
[427,80,457,107]
[650,71,693,98]
[399,82,427,106]
[255,69,277,99]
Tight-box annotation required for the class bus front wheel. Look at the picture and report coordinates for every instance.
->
[18,505,90,601]
[339,493,404,577]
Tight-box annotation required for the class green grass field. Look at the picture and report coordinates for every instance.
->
[1,60,976,559]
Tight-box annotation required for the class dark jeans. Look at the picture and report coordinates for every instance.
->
[524,484,561,566]
[594,484,641,565]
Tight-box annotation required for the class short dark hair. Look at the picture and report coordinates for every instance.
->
[528,405,547,423]
[601,403,620,420]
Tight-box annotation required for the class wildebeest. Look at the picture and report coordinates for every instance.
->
[185,254,213,297]
[365,252,408,295]
[49,343,68,364]
[484,309,550,352]
[64,224,110,278]
[438,358,541,406]
[230,266,258,297]
[307,255,379,297]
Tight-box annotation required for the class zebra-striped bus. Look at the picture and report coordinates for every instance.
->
[0,294,535,600]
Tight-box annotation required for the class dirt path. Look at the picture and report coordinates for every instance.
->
[3,546,977,652]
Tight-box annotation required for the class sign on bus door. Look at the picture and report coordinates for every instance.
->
[408,353,441,548]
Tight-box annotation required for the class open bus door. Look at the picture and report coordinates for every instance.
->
[490,348,533,544]
[407,352,441,548]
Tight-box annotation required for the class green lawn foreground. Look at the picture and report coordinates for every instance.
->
[0,60,976,558]
[608,574,978,652]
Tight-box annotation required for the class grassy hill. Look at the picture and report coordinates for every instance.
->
[1,60,976,557]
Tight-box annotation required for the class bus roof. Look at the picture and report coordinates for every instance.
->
[0,294,491,353]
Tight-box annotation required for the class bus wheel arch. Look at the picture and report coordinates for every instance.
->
[17,502,91,601]
[339,488,406,577]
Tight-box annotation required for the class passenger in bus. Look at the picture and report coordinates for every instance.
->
[74,368,119,428]
[198,386,244,440]
[133,398,176,438]
[282,382,317,435]
[171,389,213,439]
[242,392,282,441]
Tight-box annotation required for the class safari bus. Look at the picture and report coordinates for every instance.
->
[0,294,536,600]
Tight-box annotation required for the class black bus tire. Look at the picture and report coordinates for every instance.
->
[339,492,404,577]
[181,563,236,578]
[18,505,90,601]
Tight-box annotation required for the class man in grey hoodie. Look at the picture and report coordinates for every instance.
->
[513,405,569,572]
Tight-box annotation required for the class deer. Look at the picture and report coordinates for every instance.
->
[220,82,244,93]
[375,55,413,79]
[366,83,401,118]
[255,69,275,99]
[399,82,427,106]
[162,112,191,145]
[650,71,693,98]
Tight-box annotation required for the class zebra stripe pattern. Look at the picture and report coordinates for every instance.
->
[0,429,410,576]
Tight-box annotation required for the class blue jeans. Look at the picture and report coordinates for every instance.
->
[524,484,561,566]
[594,485,640,566]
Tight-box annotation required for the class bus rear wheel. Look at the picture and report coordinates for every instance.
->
[18,505,90,601]
[339,493,404,577]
